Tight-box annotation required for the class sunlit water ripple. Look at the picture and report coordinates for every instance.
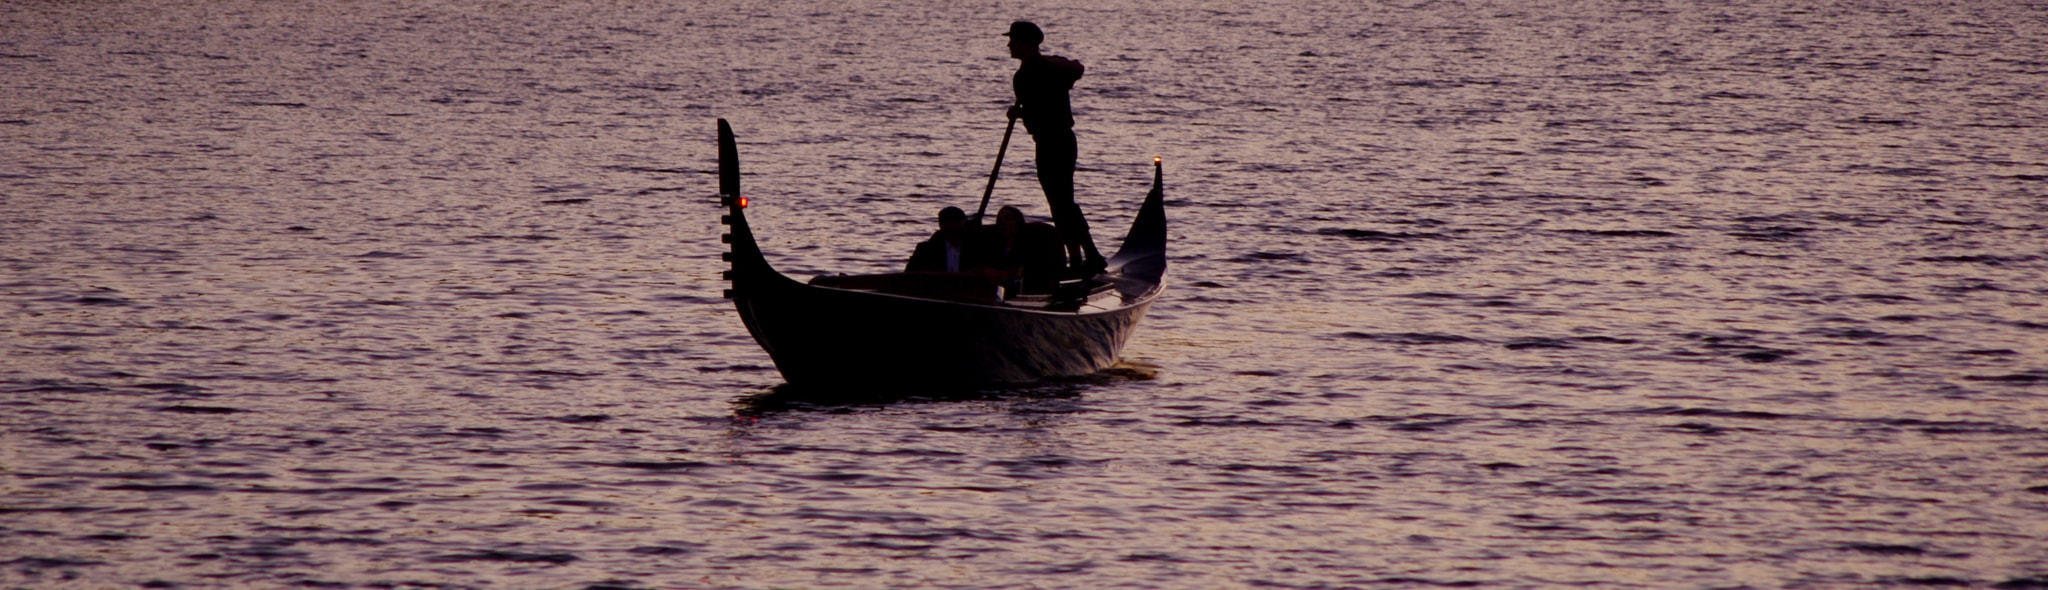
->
[3,0,2046,588]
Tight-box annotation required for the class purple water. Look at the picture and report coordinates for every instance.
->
[4,0,2047,587]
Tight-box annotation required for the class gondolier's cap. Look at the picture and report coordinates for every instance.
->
[1003,21,1043,43]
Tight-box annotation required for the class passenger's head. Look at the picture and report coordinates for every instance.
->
[938,206,966,238]
[996,206,1024,234]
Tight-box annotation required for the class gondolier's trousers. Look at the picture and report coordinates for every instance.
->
[1034,128,1100,264]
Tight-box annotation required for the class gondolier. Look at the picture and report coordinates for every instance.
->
[1004,20,1105,275]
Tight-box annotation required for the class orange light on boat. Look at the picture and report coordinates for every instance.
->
[1154,156,1161,163]
[736,196,749,208]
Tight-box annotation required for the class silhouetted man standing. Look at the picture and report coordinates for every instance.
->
[1004,21,1104,275]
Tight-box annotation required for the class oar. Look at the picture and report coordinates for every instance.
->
[971,116,1018,223]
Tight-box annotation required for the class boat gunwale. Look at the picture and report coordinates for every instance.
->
[784,274,1166,318]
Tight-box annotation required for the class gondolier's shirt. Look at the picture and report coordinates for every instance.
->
[1013,56,1082,136]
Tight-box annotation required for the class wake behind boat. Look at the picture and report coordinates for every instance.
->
[716,119,1167,386]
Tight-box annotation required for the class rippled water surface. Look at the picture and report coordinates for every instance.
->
[5,0,2048,587]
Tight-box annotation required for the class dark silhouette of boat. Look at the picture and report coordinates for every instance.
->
[716,119,1167,386]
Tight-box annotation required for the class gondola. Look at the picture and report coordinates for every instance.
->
[715,119,1167,386]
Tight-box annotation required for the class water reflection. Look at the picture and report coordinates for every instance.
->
[733,379,1090,418]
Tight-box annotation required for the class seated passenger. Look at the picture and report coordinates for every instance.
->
[905,206,971,273]
[977,206,1067,293]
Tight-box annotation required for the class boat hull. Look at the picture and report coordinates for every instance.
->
[737,277,1151,385]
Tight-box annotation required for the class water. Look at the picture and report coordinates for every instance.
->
[4,0,2047,587]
